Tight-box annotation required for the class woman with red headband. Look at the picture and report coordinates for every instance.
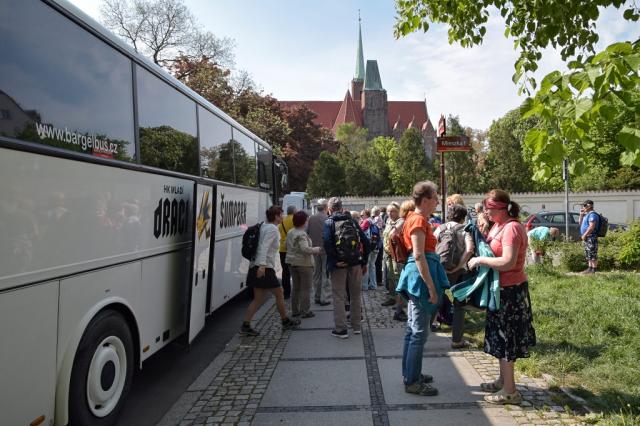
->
[467,189,536,405]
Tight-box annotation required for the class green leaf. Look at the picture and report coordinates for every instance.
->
[606,42,632,55]
[569,158,586,175]
[618,126,640,151]
[623,54,640,71]
[547,139,565,160]
[525,129,548,154]
[575,98,593,120]
[620,150,640,167]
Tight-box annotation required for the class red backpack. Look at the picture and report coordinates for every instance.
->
[389,225,409,264]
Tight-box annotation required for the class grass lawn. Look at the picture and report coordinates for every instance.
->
[448,266,640,424]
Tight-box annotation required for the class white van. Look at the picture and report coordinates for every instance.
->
[283,192,310,213]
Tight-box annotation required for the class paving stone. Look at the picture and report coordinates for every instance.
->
[282,329,365,358]
[388,408,518,426]
[252,411,373,425]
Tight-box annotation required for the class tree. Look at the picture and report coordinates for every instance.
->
[306,151,346,198]
[522,42,640,183]
[100,0,235,68]
[389,128,436,195]
[394,0,639,94]
[365,136,396,195]
[335,123,376,195]
[172,56,235,111]
[444,115,482,194]
[482,108,537,192]
[394,0,640,179]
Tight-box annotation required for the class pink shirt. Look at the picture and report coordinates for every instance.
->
[487,220,528,287]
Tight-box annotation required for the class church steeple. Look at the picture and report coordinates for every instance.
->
[351,12,365,102]
[354,11,365,81]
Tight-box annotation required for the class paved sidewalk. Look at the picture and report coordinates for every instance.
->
[160,289,586,426]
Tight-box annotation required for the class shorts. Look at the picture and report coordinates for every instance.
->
[584,235,598,261]
[246,266,281,289]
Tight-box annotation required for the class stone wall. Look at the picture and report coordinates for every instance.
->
[362,90,388,139]
[327,190,640,224]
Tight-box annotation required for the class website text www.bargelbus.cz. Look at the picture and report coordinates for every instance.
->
[35,122,119,155]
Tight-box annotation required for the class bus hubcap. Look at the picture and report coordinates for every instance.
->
[86,336,127,417]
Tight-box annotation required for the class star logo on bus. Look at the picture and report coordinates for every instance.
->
[196,191,212,240]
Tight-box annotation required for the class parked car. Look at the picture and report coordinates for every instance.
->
[524,211,627,241]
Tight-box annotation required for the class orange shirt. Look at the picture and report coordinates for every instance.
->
[487,220,528,287]
[403,211,437,253]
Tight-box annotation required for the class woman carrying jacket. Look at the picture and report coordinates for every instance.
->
[468,189,536,405]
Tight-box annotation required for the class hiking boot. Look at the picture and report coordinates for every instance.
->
[381,298,396,307]
[451,340,471,349]
[282,317,300,330]
[331,329,349,339]
[421,374,434,384]
[405,382,439,396]
[239,323,259,336]
[393,311,408,322]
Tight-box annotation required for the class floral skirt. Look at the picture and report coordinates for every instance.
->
[484,282,536,361]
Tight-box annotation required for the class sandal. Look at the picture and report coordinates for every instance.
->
[480,378,503,392]
[405,382,439,396]
[484,389,522,405]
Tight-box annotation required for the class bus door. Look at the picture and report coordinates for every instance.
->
[187,182,216,344]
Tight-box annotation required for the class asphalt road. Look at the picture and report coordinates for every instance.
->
[115,291,252,426]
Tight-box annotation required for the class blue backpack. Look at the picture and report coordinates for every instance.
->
[365,220,381,250]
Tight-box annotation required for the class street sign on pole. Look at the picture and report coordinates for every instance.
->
[436,135,471,152]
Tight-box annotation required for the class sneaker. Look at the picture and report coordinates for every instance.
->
[292,312,301,317]
[301,311,315,318]
[239,324,259,336]
[353,329,362,335]
[484,389,522,405]
[430,322,441,332]
[405,382,438,396]
[393,311,408,322]
[282,317,300,330]
[381,298,396,307]
[318,301,331,306]
[331,329,349,339]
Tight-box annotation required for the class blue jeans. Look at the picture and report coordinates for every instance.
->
[362,250,378,289]
[402,296,429,386]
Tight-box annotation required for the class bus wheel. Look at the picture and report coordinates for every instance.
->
[69,310,134,426]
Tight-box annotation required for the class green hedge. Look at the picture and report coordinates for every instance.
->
[549,220,640,272]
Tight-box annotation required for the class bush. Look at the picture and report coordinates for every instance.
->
[551,223,640,272]
[616,220,640,270]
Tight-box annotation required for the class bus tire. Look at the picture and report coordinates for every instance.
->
[69,309,134,426]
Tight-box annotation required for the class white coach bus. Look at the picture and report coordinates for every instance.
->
[0,1,281,424]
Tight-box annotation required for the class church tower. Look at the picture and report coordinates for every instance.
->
[350,15,365,102]
[362,60,389,139]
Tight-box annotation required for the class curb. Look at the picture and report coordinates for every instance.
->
[541,373,595,414]
[157,298,276,426]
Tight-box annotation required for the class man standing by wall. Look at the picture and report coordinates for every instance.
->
[308,199,331,306]
[579,200,599,274]
[323,197,370,338]
[279,205,296,298]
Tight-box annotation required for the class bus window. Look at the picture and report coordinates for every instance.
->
[257,145,272,190]
[136,66,198,175]
[198,106,234,182]
[0,1,135,161]
[232,129,257,187]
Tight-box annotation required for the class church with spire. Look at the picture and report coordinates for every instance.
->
[280,17,437,159]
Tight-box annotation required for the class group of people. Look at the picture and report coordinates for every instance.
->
[239,181,537,406]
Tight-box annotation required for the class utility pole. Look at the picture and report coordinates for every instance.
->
[563,157,570,240]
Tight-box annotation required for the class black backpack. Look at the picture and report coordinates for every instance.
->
[596,213,609,237]
[333,219,362,265]
[241,222,262,260]
[436,223,466,270]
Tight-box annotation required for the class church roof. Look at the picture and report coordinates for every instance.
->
[364,60,384,91]
[279,99,432,137]
[333,90,362,132]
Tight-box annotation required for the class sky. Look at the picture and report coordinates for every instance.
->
[68,0,638,131]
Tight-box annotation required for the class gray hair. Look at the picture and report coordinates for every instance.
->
[371,206,380,216]
[474,202,483,212]
[327,197,342,211]
[286,205,296,215]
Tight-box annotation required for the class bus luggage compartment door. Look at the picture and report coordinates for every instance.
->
[187,183,214,344]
